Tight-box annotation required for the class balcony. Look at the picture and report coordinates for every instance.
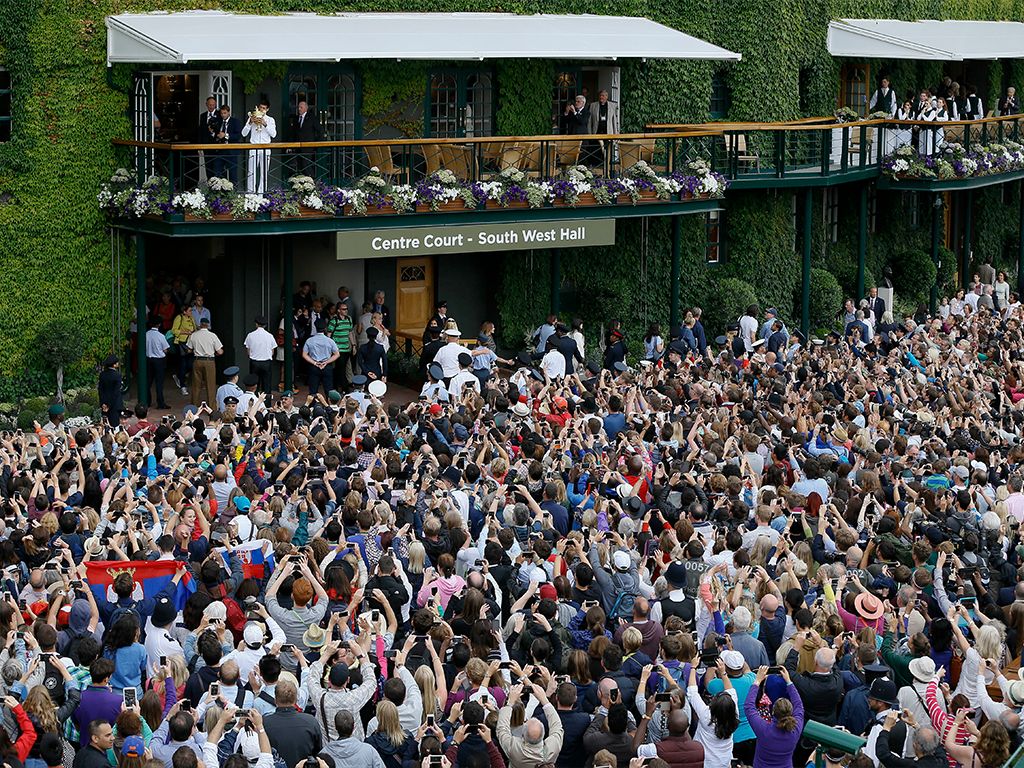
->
[649,114,1024,189]
[104,131,727,236]
[103,115,1024,236]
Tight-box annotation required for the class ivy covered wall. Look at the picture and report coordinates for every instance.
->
[1,0,1024,384]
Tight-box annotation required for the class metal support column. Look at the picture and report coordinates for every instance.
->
[670,215,681,328]
[1019,181,1024,299]
[931,196,942,316]
[551,250,561,315]
[801,188,812,338]
[963,190,972,291]
[857,185,867,301]
[136,234,147,404]
[283,237,294,392]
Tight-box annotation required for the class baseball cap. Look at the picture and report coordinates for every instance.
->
[720,650,744,670]
[243,623,264,648]
[612,551,631,571]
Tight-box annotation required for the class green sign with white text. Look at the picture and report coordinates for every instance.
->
[337,219,615,259]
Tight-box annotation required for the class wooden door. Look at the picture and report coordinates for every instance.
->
[396,257,434,337]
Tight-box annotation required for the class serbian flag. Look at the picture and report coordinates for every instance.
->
[85,560,196,611]
[217,540,275,581]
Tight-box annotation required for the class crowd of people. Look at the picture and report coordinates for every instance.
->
[9,255,1024,768]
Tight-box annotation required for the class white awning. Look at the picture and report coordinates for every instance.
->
[106,10,741,65]
[828,18,1024,61]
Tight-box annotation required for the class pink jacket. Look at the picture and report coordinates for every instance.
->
[417,574,466,611]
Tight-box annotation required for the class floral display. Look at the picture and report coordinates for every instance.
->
[98,159,728,220]
[880,141,1024,180]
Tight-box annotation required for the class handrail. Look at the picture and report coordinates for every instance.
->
[111,129,725,152]
[649,113,1024,132]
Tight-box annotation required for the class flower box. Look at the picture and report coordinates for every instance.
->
[553,193,599,207]
[415,200,470,213]
[485,199,531,210]
[298,205,330,218]
[342,204,399,216]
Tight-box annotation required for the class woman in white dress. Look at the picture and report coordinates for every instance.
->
[240,96,277,194]
[934,97,950,150]
[895,100,914,148]
[569,317,586,371]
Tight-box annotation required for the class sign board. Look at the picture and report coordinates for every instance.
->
[337,219,615,260]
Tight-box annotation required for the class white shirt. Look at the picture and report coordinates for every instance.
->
[447,370,480,401]
[222,619,286,682]
[739,315,758,352]
[244,327,277,361]
[144,623,184,674]
[433,342,465,378]
[541,349,566,380]
[241,114,277,145]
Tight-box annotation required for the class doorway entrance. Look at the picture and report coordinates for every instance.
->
[426,70,495,138]
[396,257,434,337]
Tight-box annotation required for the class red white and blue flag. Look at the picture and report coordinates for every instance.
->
[85,560,196,610]
[217,540,275,581]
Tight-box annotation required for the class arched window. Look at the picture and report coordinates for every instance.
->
[841,64,869,118]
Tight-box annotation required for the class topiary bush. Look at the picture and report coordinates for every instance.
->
[703,277,758,337]
[35,319,86,404]
[890,249,937,308]
[809,268,844,331]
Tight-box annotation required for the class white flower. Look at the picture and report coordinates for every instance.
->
[304,195,324,210]
[370,166,380,173]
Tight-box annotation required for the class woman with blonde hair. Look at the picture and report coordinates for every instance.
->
[366,700,411,768]
[413,664,446,724]
[406,541,426,599]
[21,682,78,768]
[952,616,1005,707]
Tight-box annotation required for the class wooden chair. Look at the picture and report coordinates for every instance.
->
[549,138,582,174]
[441,145,472,179]
[618,138,661,172]
[420,143,446,176]
[365,144,403,183]
[726,133,761,172]
[517,141,543,177]
[848,126,875,165]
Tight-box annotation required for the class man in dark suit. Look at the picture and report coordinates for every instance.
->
[553,323,584,373]
[357,328,388,381]
[866,286,886,326]
[210,105,242,186]
[371,290,391,330]
[98,355,124,427]
[196,96,219,184]
[290,100,322,176]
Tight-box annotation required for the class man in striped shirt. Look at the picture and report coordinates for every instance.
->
[326,302,355,393]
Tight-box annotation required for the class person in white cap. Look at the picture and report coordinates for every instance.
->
[432,327,466,381]
[222,607,287,682]
[588,534,639,620]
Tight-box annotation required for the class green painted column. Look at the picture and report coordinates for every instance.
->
[551,250,561,315]
[931,195,942,315]
[136,234,147,404]
[801,188,812,337]
[962,190,972,291]
[857,185,867,301]
[283,237,294,391]
[1019,181,1024,299]
[670,215,681,328]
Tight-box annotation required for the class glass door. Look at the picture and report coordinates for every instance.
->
[426,69,494,138]
[282,66,361,183]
